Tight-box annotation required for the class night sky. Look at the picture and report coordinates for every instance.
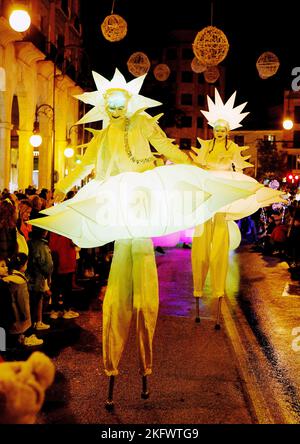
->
[81,0,300,129]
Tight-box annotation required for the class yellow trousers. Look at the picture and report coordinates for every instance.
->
[191,213,229,298]
[102,239,159,376]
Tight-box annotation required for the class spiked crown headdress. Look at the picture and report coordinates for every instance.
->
[201,89,249,130]
[74,68,161,127]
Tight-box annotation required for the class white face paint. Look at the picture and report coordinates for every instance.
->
[213,120,229,141]
[105,90,129,121]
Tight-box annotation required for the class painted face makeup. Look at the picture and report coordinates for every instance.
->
[213,126,228,141]
[105,90,129,121]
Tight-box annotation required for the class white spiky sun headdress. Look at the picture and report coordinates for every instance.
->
[74,68,161,127]
[201,89,249,130]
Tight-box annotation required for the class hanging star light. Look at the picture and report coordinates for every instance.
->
[192,26,229,66]
[200,88,249,130]
[127,52,151,77]
[74,68,161,127]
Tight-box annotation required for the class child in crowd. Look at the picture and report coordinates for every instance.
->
[0,256,13,332]
[5,253,43,347]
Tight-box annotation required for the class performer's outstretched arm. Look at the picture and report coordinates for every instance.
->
[141,115,191,164]
[54,130,102,198]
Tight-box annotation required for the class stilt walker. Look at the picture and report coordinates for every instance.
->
[190,89,279,328]
[42,69,191,409]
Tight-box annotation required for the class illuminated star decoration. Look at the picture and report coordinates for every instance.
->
[201,88,249,130]
[74,68,161,127]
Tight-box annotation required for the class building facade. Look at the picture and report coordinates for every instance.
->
[0,0,85,191]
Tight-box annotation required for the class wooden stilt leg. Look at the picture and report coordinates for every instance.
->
[105,375,115,411]
[141,375,150,399]
[195,297,201,323]
[215,296,223,330]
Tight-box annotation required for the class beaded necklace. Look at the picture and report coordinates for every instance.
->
[124,118,154,165]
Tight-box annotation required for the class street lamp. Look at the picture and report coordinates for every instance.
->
[8,3,31,32]
[283,118,293,130]
[283,91,294,130]
[63,124,78,175]
[29,104,55,188]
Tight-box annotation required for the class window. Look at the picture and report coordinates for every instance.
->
[166,48,177,60]
[197,95,205,106]
[180,138,191,149]
[287,154,300,169]
[294,130,300,148]
[182,48,194,60]
[61,0,70,17]
[181,116,192,127]
[197,117,204,128]
[168,71,177,83]
[294,106,300,123]
[181,93,193,105]
[181,71,193,83]
[234,135,245,145]
[264,134,276,142]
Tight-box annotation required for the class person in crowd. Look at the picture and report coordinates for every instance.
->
[17,199,32,241]
[0,256,14,333]
[39,188,53,210]
[4,253,43,347]
[29,195,43,220]
[268,214,288,255]
[0,199,18,260]
[27,227,53,331]
[48,232,80,320]
[286,208,300,275]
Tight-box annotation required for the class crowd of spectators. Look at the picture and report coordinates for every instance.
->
[241,202,300,280]
[0,186,113,349]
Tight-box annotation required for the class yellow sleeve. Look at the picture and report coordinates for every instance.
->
[55,130,102,194]
[230,141,253,172]
[141,115,191,164]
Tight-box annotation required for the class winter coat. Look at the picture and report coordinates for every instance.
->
[49,233,76,274]
[0,227,17,260]
[27,238,53,292]
[3,271,31,334]
[0,279,14,331]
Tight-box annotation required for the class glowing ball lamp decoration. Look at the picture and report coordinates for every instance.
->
[127,52,150,77]
[191,57,207,74]
[153,64,171,81]
[193,26,229,66]
[101,14,127,42]
[9,9,31,32]
[256,52,280,79]
[203,65,220,83]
